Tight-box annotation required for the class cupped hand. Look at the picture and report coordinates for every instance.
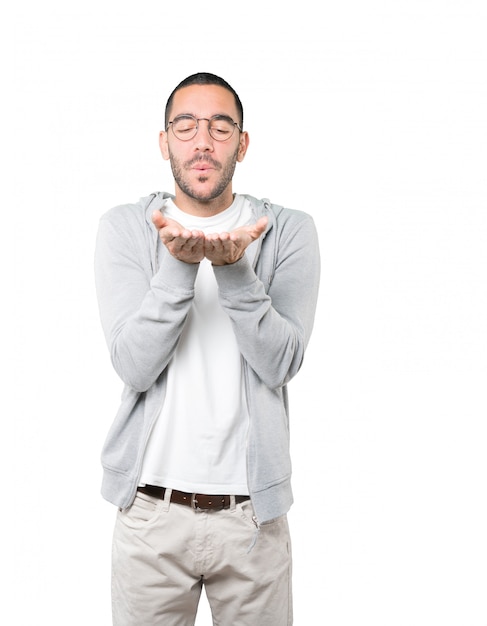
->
[204,217,268,266]
[152,211,205,264]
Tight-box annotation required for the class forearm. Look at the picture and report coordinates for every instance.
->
[214,227,320,388]
[108,267,197,391]
[95,219,198,391]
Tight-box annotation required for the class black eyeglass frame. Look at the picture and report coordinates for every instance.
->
[166,114,242,142]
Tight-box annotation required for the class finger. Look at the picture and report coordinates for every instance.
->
[205,237,224,253]
[152,210,167,229]
[205,232,228,242]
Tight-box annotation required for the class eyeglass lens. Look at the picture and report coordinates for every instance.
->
[171,116,237,141]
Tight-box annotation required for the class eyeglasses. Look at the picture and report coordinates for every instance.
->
[166,114,242,142]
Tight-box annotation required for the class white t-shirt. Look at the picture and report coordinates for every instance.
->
[139,195,253,495]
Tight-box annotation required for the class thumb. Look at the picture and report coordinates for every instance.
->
[152,210,167,229]
[254,216,268,236]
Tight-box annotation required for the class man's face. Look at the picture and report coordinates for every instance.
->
[159,84,249,212]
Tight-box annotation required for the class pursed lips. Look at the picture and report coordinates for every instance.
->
[187,157,220,172]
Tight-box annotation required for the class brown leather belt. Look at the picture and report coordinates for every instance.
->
[138,485,250,510]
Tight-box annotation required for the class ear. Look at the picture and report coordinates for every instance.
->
[159,131,170,160]
[237,131,249,162]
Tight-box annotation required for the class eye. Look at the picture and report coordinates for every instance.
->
[173,116,197,134]
[209,117,234,138]
[212,125,232,136]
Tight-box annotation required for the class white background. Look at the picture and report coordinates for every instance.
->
[6,1,487,624]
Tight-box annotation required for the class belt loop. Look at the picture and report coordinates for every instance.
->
[229,495,236,512]
[162,487,172,512]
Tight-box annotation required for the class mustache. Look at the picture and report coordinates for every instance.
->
[185,155,221,169]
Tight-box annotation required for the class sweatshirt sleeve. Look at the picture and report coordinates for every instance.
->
[213,210,320,389]
[94,209,199,392]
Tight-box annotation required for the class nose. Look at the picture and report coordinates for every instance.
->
[193,120,214,151]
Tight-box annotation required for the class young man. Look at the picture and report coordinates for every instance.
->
[95,72,320,625]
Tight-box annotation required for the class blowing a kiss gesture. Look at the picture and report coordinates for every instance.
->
[152,211,268,266]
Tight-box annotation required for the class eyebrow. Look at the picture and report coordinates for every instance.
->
[173,113,235,122]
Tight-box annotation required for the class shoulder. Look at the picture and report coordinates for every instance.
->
[242,194,316,229]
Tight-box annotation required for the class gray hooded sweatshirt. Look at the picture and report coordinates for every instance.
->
[94,192,320,524]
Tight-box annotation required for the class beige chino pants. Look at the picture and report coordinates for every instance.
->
[112,488,293,625]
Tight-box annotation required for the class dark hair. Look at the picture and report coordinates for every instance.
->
[164,72,244,130]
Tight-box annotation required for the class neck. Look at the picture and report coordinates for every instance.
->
[173,187,235,217]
